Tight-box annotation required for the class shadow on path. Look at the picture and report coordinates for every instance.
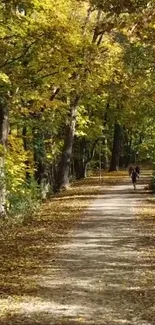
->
[1,172,155,325]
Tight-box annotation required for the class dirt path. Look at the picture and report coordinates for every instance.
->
[1,171,155,325]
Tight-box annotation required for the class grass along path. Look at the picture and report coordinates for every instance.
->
[0,170,154,325]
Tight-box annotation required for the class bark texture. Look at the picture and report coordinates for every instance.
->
[56,95,79,191]
[109,121,122,172]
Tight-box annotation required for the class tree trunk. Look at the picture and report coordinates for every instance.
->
[102,138,109,169]
[0,104,9,216]
[22,126,31,180]
[73,138,86,179]
[56,95,79,191]
[74,138,98,179]
[34,152,50,199]
[74,159,88,179]
[102,103,109,169]
[109,121,122,171]
[81,162,88,179]
[33,131,45,185]
[124,139,132,167]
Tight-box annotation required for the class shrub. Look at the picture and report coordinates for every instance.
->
[7,178,41,224]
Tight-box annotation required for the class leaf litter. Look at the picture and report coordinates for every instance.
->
[1,171,155,325]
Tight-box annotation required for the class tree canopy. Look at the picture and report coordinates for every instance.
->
[0,0,155,216]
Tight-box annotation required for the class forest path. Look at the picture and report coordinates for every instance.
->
[1,171,155,325]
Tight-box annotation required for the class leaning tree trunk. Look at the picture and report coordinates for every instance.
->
[109,121,122,172]
[56,95,79,191]
[0,103,9,216]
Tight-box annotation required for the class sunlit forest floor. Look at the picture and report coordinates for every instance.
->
[1,169,155,324]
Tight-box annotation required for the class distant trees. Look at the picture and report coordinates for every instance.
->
[0,0,155,215]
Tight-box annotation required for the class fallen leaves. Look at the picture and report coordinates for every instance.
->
[0,173,103,322]
[0,170,150,324]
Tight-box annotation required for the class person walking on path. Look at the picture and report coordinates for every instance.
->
[128,166,133,177]
[131,168,139,190]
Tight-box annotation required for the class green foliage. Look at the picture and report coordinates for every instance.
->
[7,179,40,223]
[149,170,155,192]
[0,0,155,215]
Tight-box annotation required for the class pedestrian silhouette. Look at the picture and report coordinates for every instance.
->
[131,168,139,190]
[128,166,133,177]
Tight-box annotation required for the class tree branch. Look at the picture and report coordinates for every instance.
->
[50,87,60,101]
[0,40,37,68]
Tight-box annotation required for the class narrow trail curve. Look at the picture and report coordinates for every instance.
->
[3,172,155,325]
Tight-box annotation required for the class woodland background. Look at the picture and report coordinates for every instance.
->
[0,0,155,218]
